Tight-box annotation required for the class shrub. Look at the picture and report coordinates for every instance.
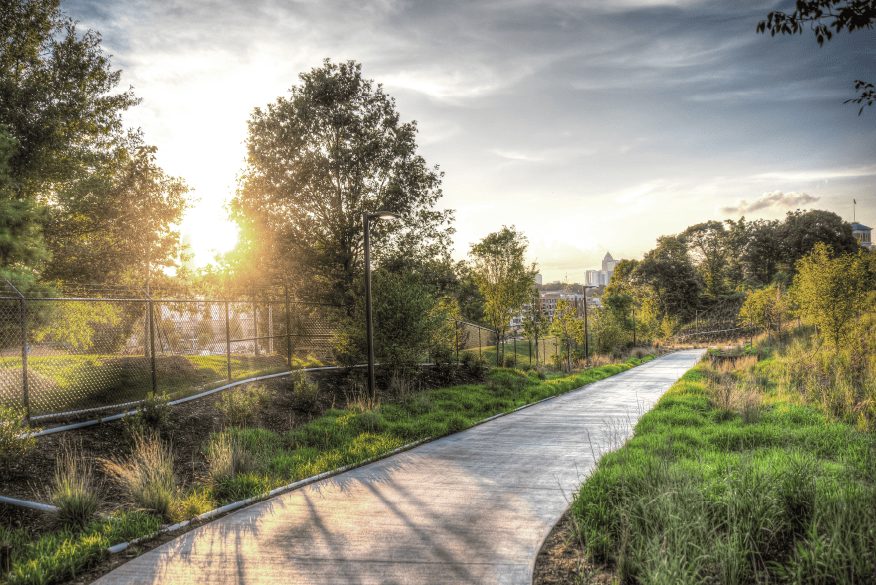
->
[203,432,259,487]
[216,385,271,426]
[504,355,516,368]
[0,405,38,466]
[289,370,319,412]
[121,392,173,443]
[101,432,177,520]
[51,442,100,529]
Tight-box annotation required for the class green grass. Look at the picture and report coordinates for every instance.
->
[462,338,562,368]
[0,512,163,585]
[0,355,655,585]
[570,359,876,584]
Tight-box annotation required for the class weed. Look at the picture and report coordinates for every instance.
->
[51,442,100,529]
[101,432,178,520]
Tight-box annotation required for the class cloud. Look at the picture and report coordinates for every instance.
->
[717,191,820,215]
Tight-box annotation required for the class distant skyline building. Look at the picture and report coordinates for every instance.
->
[586,252,622,287]
[535,273,543,286]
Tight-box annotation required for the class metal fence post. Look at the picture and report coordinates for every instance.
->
[149,298,157,395]
[284,286,292,368]
[253,302,259,357]
[19,297,30,424]
[225,300,231,381]
[455,321,459,364]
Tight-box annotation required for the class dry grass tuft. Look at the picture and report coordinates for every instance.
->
[203,432,259,485]
[101,432,178,519]
[51,441,100,528]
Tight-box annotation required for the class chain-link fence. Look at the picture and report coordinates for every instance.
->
[0,279,338,422]
[446,318,560,368]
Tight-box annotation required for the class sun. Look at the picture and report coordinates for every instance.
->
[180,208,240,269]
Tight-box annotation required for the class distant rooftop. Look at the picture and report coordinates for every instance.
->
[852,223,872,231]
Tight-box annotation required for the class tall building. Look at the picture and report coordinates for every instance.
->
[535,273,543,286]
[602,251,619,273]
[586,252,621,288]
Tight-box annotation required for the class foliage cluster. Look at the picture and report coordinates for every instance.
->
[334,269,453,376]
[601,209,861,344]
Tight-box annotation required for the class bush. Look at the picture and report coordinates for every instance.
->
[51,442,100,529]
[121,391,173,443]
[0,405,38,465]
[203,432,259,488]
[504,355,516,368]
[289,370,319,412]
[101,432,177,520]
[216,385,271,426]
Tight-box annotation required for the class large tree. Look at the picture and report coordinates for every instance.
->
[41,139,192,285]
[468,226,536,366]
[230,59,454,308]
[779,209,859,273]
[679,220,728,297]
[757,0,875,114]
[633,235,701,324]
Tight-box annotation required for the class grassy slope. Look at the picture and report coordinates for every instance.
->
[1,356,654,585]
[570,358,876,584]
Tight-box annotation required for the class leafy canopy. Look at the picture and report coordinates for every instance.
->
[468,225,536,364]
[794,242,870,348]
[230,59,453,306]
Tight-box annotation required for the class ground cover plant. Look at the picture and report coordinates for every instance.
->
[567,328,876,585]
[0,353,654,585]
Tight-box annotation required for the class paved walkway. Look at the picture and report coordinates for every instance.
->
[96,350,705,585]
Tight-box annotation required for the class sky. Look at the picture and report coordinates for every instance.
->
[66,0,875,283]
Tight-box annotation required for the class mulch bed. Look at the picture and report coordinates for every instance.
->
[532,509,618,585]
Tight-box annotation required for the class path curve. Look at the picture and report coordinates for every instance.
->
[95,349,706,585]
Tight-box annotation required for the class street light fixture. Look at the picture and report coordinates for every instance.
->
[583,285,597,365]
[364,210,399,402]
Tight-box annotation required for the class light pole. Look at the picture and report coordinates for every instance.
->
[583,285,596,366]
[364,210,399,402]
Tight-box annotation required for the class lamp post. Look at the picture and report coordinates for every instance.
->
[364,210,399,402]
[583,285,596,365]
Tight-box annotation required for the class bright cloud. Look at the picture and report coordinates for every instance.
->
[717,191,820,215]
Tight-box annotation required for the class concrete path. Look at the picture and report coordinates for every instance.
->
[95,349,705,585]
